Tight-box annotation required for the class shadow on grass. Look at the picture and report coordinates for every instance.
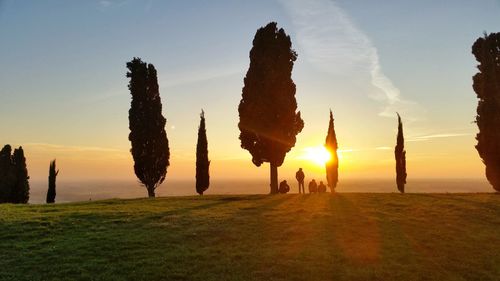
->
[328,194,382,264]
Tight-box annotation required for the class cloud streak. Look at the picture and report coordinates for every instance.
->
[160,64,244,88]
[23,143,125,153]
[279,0,422,120]
[407,133,470,142]
[376,146,392,150]
[97,0,129,10]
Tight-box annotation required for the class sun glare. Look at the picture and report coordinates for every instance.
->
[303,146,332,166]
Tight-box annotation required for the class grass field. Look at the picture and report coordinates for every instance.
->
[0,193,499,281]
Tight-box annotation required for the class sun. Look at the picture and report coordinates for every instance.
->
[303,146,332,166]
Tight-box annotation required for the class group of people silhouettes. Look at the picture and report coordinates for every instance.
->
[306,178,327,193]
[278,168,328,194]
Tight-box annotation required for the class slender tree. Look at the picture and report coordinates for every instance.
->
[127,57,170,197]
[196,110,210,195]
[472,32,500,192]
[325,110,339,192]
[0,145,14,203]
[0,145,30,203]
[238,22,304,194]
[46,159,59,203]
[12,147,29,203]
[395,113,407,193]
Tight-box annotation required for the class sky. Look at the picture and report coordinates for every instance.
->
[0,0,499,185]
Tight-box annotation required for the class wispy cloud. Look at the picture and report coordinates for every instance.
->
[24,142,125,153]
[76,90,124,105]
[160,64,244,88]
[279,0,423,121]
[213,155,249,161]
[407,133,470,142]
[376,146,392,150]
[97,0,129,10]
[74,62,244,105]
[98,1,112,8]
[339,148,358,153]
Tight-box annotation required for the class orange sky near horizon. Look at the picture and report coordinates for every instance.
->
[17,129,485,184]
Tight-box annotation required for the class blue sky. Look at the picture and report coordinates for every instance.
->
[0,0,499,182]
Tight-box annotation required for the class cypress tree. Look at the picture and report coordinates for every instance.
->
[0,145,29,203]
[12,147,29,203]
[472,32,500,192]
[395,113,407,193]
[46,159,59,203]
[325,110,339,192]
[196,110,210,195]
[127,57,170,197]
[238,22,304,194]
[0,145,14,203]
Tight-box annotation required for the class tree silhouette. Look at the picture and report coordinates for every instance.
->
[127,57,170,198]
[46,159,59,203]
[395,113,407,193]
[13,147,30,203]
[325,110,339,192]
[196,110,210,195]
[238,22,304,194]
[472,32,500,192]
[0,145,14,203]
[0,146,29,203]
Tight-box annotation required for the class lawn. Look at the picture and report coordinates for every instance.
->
[0,193,499,281]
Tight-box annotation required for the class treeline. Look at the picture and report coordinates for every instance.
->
[0,145,29,203]
[124,22,406,196]
[126,58,211,197]
[0,146,59,204]
[126,23,500,196]
[1,25,498,203]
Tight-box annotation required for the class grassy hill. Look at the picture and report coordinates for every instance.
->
[0,193,499,281]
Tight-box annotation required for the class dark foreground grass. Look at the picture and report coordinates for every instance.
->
[0,193,499,281]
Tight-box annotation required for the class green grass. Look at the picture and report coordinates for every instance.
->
[0,193,499,281]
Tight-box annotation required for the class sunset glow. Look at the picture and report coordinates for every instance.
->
[303,146,332,166]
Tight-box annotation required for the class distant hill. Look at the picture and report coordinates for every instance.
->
[26,178,494,204]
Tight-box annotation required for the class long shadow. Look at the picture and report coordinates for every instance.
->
[0,196,275,247]
[327,194,382,265]
[312,194,436,280]
[201,194,309,280]
[70,195,272,222]
[415,193,500,211]
[1,195,295,280]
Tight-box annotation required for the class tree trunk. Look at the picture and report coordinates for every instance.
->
[270,162,278,194]
[147,187,156,198]
[486,165,500,192]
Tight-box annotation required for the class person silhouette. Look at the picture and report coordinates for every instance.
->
[295,168,305,194]
[308,179,317,193]
[279,180,290,194]
[318,181,327,193]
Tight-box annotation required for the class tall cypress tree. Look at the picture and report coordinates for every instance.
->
[46,159,58,203]
[472,32,500,192]
[238,22,304,194]
[325,110,339,192]
[12,147,29,203]
[196,110,210,195]
[0,145,14,203]
[127,57,170,198]
[395,113,407,193]
[0,145,29,204]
